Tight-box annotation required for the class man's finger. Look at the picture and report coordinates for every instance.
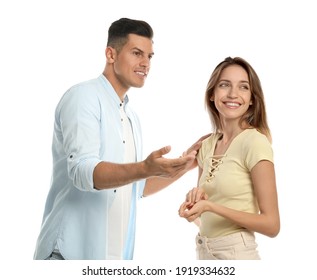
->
[152,145,171,158]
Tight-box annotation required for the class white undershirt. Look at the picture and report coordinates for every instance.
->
[107,102,136,259]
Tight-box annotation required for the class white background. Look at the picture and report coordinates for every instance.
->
[1,0,316,278]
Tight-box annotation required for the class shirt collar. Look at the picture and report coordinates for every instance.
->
[98,74,129,108]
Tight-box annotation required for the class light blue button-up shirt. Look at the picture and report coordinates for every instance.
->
[34,75,145,260]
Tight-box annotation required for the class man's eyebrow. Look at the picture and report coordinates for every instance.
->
[132,47,142,52]
[132,47,154,56]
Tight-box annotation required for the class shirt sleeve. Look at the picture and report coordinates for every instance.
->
[244,132,274,171]
[57,84,102,192]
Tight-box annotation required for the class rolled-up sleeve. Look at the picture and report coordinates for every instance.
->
[57,84,102,192]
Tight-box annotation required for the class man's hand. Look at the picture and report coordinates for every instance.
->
[181,133,211,170]
[143,145,196,179]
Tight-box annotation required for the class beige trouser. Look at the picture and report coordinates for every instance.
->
[196,231,260,260]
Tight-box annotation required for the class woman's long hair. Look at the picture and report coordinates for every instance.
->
[205,57,271,141]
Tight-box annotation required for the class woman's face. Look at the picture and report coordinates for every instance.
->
[212,65,252,123]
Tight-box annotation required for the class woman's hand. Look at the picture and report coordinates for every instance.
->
[178,187,208,222]
[185,187,208,209]
[179,200,209,222]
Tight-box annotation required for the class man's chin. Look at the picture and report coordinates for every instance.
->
[133,82,145,88]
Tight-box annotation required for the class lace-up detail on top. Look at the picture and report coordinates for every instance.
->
[206,155,225,183]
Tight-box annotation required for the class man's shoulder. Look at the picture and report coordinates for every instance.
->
[56,76,104,110]
[68,76,102,92]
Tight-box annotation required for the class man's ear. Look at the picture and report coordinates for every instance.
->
[105,47,117,63]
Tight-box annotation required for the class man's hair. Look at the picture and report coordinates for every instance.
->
[107,18,154,52]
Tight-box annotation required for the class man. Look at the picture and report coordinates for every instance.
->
[34,18,203,260]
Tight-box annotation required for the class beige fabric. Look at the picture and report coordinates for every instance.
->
[196,231,260,260]
[197,129,273,238]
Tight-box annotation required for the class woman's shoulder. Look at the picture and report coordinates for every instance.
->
[199,132,220,155]
[243,128,269,142]
[202,132,221,145]
[241,129,272,153]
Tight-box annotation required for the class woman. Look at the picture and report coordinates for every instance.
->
[179,57,280,260]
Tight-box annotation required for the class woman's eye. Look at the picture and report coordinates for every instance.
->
[219,83,229,87]
[240,85,249,90]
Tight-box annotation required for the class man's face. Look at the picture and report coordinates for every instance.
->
[112,34,154,90]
